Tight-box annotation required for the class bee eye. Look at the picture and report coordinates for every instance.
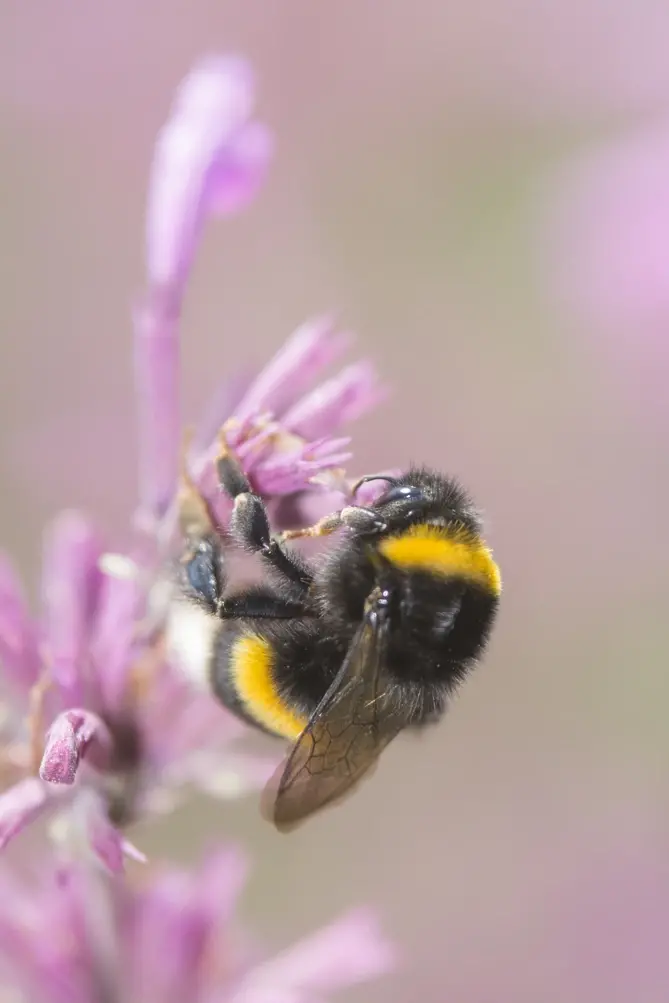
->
[184,543,220,609]
[379,484,424,505]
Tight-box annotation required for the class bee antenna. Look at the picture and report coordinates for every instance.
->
[351,473,398,498]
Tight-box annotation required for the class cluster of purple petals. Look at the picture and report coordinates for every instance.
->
[0,53,394,1001]
[0,847,393,1002]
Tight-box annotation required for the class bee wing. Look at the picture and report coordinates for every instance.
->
[261,600,405,831]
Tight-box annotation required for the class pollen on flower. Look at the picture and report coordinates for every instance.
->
[40,710,113,785]
[39,723,79,785]
[98,553,140,580]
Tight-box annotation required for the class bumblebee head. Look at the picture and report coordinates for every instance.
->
[341,467,501,672]
[350,466,483,538]
[337,466,500,604]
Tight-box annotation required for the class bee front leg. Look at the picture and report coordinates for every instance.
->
[216,433,314,595]
[279,505,387,542]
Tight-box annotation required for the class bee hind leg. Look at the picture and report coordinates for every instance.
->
[218,589,309,620]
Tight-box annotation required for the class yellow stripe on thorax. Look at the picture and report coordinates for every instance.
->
[230,634,306,740]
[379,523,502,596]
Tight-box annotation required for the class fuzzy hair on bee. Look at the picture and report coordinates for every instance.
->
[166,438,502,831]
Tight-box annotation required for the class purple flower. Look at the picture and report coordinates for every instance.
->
[0,508,276,870]
[0,50,396,1003]
[0,846,395,1003]
[133,54,385,533]
[185,315,386,523]
[136,55,274,526]
[0,53,385,868]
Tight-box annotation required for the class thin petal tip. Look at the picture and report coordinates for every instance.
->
[0,778,49,850]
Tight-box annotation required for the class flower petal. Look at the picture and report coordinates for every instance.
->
[252,453,352,496]
[146,54,260,293]
[231,908,395,1002]
[80,790,145,873]
[305,436,352,460]
[197,846,249,924]
[40,709,113,785]
[192,369,255,454]
[0,863,94,1003]
[282,361,387,440]
[233,317,351,426]
[122,839,148,865]
[89,572,144,713]
[86,803,125,874]
[207,120,274,215]
[41,511,104,700]
[133,297,181,524]
[138,55,270,521]
[0,553,40,694]
[0,776,49,850]
[129,868,213,1003]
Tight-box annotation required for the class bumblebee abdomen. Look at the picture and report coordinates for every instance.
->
[210,625,306,740]
[210,616,344,742]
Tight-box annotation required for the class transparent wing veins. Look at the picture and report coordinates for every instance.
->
[262,593,405,830]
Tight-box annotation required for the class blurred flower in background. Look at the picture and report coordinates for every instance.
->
[0,846,393,1003]
[0,505,280,871]
[0,50,394,1000]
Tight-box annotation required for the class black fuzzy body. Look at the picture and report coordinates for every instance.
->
[192,466,501,739]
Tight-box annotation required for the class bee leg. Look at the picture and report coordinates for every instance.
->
[218,590,309,620]
[280,505,387,541]
[279,511,343,542]
[340,505,388,534]
[216,434,313,595]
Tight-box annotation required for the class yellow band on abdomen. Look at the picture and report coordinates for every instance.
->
[379,523,502,596]
[230,634,307,740]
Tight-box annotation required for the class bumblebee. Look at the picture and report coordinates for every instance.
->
[167,439,502,831]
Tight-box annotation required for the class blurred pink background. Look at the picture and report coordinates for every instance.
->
[2,3,669,1000]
